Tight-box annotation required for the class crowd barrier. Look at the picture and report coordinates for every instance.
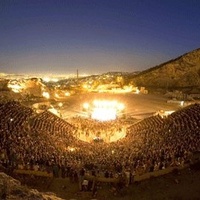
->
[85,175,118,183]
[12,164,190,182]
[12,153,200,184]
[134,165,188,182]
[13,169,53,178]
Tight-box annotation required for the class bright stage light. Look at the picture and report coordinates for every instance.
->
[88,100,124,121]
[91,107,117,121]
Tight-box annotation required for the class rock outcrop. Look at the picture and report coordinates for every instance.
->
[0,172,64,200]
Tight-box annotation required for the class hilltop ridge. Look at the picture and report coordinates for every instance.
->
[131,48,200,92]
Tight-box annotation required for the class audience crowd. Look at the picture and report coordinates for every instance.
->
[69,116,127,142]
[0,101,200,186]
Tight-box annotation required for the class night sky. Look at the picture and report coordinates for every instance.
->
[0,0,200,75]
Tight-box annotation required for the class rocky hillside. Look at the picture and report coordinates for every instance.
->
[0,172,64,200]
[131,48,200,92]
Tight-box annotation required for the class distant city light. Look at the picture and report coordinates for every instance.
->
[7,82,24,93]
[42,77,58,82]
[180,101,184,106]
[52,78,58,82]
[42,77,50,82]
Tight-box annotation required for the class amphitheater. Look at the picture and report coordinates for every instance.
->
[0,92,200,199]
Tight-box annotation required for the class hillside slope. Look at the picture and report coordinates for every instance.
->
[0,172,64,200]
[131,48,200,91]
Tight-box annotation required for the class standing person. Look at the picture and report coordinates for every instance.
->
[131,169,136,184]
[124,169,130,187]
[92,180,99,198]
[82,179,89,191]
[79,167,85,191]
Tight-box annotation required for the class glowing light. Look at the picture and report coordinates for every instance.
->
[58,102,63,107]
[92,107,117,121]
[48,108,59,116]
[83,103,89,110]
[42,91,50,99]
[117,103,125,111]
[55,93,59,98]
[65,92,70,96]
[7,83,24,93]
[82,100,125,121]
[43,77,59,82]
[67,147,76,152]
[157,110,175,118]
[135,88,140,94]
[43,77,50,82]
[89,100,125,121]
[83,84,88,89]
[52,78,58,82]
